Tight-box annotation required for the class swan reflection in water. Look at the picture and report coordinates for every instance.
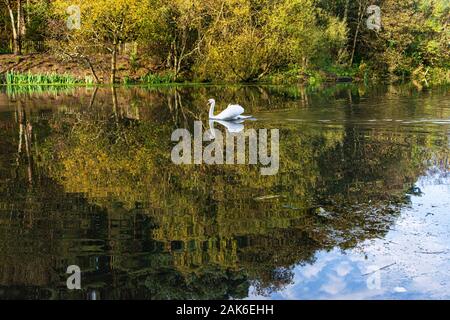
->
[203,117,279,176]
[207,119,246,139]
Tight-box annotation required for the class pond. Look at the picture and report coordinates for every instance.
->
[0,84,449,299]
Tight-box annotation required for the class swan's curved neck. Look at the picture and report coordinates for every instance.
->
[209,101,216,118]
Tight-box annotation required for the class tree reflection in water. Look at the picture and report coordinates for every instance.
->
[0,85,448,299]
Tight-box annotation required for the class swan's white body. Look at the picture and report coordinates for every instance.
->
[208,99,252,120]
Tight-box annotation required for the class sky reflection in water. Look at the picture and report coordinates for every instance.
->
[250,171,450,300]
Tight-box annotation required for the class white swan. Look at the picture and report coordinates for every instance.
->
[208,98,252,120]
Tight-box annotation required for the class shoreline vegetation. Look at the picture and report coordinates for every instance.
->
[1,64,448,89]
[0,53,360,86]
[0,1,449,87]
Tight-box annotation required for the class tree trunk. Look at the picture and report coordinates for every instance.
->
[111,86,119,121]
[350,0,364,66]
[5,0,21,55]
[16,0,23,55]
[84,57,99,84]
[19,0,26,38]
[110,39,118,84]
[171,40,179,80]
[13,37,21,55]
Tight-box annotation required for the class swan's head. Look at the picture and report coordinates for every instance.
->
[208,98,215,105]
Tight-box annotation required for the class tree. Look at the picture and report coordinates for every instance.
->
[194,0,347,82]
[352,0,449,82]
[140,0,211,81]
[3,0,25,54]
[53,0,148,84]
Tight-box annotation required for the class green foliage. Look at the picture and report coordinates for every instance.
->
[24,0,51,42]
[5,71,83,85]
[350,0,450,84]
[140,72,175,85]
[193,0,348,83]
[0,0,448,85]
[4,84,77,97]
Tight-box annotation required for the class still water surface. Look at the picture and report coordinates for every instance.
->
[0,84,449,299]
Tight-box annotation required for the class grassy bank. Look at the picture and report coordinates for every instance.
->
[1,63,448,87]
[1,52,448,87]
[3,71,94,85]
